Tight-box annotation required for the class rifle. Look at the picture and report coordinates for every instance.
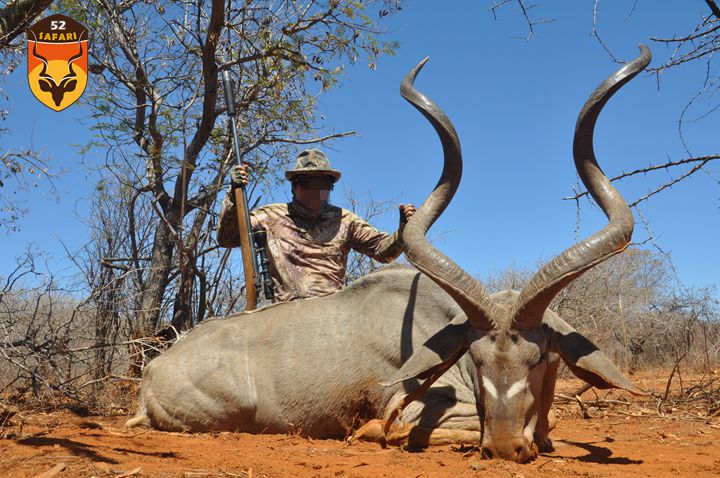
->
[222,71,260,311]
[252,229,275,302]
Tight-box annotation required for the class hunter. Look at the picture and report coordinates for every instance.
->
[217,149,416,303]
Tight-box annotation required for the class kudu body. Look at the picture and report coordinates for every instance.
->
[128,48,651,463]
[127,266,476,437]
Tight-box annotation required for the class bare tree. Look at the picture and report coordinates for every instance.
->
[65,179,146,382]
[0,246,140,410]
[0,249,80,404]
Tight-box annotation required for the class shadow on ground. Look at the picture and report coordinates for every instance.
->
[550,437,643,465]
[17,436,119,464]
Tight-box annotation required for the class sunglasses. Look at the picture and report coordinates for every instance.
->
[294,176,335,190]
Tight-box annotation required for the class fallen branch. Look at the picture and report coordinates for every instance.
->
[31,463,66,478]
[116,467,142,478]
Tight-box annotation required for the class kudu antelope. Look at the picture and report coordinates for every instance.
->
[127,47,650,463]
[30,31,85,107]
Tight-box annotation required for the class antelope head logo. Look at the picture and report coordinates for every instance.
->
[30,31,85,107]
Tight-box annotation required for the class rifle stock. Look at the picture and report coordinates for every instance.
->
[233,187,257,310]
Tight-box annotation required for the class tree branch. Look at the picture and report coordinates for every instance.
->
[0,0,53,48]
[705,0,720,21]
[563,155,720,203]
[172,0,225,212]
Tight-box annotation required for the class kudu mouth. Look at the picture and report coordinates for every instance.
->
[481,441,538,463]
[400,46,651,333]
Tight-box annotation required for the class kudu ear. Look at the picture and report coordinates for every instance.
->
[38,78,54,92]
[544,312,647,396]
[383,314,469,386]
[60,78,77,91]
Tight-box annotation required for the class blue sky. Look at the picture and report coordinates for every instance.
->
[2,1,719,289]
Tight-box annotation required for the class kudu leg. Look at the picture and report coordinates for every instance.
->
[348,369,449,447]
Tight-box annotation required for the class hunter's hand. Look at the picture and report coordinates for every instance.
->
[231,164,250,188]
[399,203,416,225]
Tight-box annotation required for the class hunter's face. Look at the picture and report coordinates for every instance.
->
[293,175,333,211]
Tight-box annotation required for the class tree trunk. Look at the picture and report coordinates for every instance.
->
[170,180,220,331]
[171,253,195,331]
[137,215,176,335]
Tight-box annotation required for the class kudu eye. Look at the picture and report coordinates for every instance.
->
[510,334,519,344]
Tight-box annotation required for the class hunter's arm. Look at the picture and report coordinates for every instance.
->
[347,212,405,263]
[217,190,259,247]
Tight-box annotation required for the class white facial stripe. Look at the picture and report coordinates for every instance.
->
[506,378,528,400]
[482,376,498,399]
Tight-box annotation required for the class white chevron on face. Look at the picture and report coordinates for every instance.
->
[506,378,527,400]
[482,376,528,403]
[482,376,498,399]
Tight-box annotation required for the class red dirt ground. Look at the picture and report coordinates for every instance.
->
[2,371,719,478]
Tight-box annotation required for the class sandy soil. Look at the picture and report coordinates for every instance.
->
[2,372,719,478]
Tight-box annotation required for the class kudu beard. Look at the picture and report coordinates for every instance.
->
[27,14,89,112]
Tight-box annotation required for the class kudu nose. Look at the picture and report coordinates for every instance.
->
[481,439,537,463]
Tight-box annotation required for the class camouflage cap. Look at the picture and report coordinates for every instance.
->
[285,149,341,183]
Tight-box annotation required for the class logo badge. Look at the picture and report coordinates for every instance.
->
[27,14,89,111]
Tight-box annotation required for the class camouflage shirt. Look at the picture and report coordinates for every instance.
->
[217,192,405,302]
